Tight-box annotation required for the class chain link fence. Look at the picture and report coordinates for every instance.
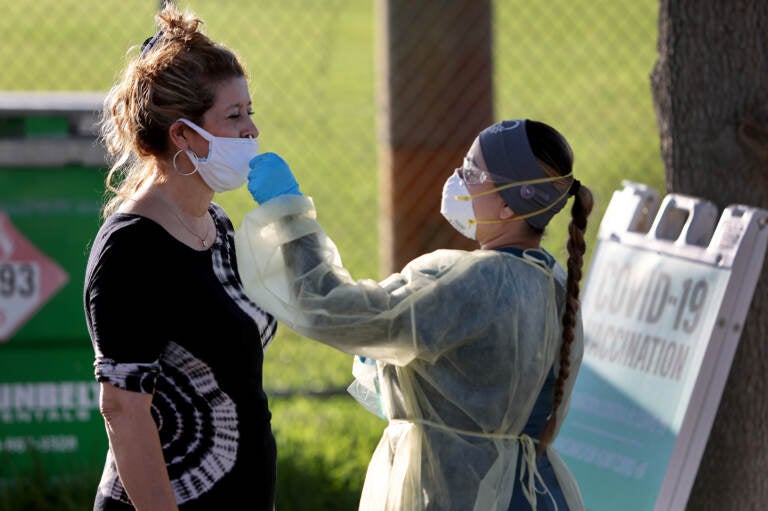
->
[1,1,664,506]
[0,0,667,410]
[1,0,663,274]
[0,0,666,414]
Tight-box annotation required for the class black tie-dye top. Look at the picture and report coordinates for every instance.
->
[84,203,277,511]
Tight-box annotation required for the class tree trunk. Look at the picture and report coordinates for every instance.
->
[651,1,768,509]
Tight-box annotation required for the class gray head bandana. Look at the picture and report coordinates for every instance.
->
[478,119,568,229]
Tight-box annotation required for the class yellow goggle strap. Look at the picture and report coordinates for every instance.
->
[455,170,573,201]
[462,172,574,226]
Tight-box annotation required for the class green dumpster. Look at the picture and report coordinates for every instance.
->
[0,92,108,488]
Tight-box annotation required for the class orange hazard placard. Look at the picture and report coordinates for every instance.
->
[0,212,69,343]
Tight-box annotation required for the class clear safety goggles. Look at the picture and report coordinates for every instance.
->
[456,156,490,185]
[453,158,574,224]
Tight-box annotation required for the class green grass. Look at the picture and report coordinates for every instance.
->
[0,0,664,509]
[271,396,384,511]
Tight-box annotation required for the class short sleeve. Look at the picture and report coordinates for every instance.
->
[84,219,169,393]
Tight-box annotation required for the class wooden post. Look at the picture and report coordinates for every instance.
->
[376,0,494,274]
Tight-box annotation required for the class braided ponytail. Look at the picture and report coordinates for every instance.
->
[536,185,593,454]
[524,121,594,454]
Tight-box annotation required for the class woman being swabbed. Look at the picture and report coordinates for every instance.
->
[85,5,278,510]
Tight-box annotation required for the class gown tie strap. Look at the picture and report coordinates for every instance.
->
[389,418,559,510]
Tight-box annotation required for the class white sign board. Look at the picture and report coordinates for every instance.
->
[554,182,768,511]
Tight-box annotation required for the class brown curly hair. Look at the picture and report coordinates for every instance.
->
[98,3,247,218]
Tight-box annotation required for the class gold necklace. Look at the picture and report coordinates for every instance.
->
[155,193,211,248]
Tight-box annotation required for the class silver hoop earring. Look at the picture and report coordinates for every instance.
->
[173,149,199,176]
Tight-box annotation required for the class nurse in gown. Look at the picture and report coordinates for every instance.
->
[236,119,594,511]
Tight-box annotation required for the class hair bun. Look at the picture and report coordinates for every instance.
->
[156,4,202,41]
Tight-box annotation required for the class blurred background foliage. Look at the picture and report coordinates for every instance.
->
[0,0,664,509]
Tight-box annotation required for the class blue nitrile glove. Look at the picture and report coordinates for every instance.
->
[248,152,303,204]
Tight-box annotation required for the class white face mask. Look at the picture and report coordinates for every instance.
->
[440,170,477,240]
[178,118,259,192]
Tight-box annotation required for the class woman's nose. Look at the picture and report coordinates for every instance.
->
[244,118,259,139]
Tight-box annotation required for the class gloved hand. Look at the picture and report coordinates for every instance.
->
[248,152,302,204]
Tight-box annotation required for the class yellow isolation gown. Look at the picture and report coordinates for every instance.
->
[235,195,585,511]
